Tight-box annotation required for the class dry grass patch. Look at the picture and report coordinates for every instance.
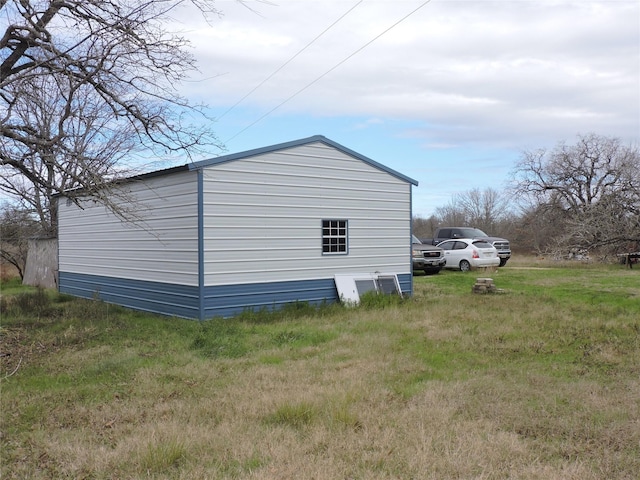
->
[2,264,639,479]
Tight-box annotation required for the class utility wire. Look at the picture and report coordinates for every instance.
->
[217,0,364,121]
[225,0,433,144]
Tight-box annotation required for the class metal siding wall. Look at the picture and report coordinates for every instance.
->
[59,272,199,318]
[203,278,338,318]
[57,141,414,319]
[58,171,199,286]
[58,271,409,320]
[397,273,412,296]
[202,142,412,286]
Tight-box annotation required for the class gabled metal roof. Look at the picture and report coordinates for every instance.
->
[188,135,419,186]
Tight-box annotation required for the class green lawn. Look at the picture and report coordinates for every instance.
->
[1,259,639,479]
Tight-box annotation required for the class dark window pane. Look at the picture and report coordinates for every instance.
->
[355,279,377,295]
[322,219,348,254]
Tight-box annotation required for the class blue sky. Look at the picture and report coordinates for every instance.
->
[169,0,640,218]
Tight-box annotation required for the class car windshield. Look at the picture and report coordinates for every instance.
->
[460,228,488,237]
[412,235,422,244]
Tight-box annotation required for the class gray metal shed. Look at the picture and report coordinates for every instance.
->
[58,135,418,319]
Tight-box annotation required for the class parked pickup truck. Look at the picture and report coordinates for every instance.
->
[422,227,511,266]
[412,235,446,275]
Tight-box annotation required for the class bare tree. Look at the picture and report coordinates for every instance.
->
[432,187,510,234]
[512,133,640,256]
[509,201,567,255]
[433,197,468,227]
[411,214,439,240]
[456,187,509,233]
[1,73,140,234]
[0,204,39,280]
[0,0,230,232]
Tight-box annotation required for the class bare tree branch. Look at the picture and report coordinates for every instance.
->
[1,0,229,233]
[512,133,640,256]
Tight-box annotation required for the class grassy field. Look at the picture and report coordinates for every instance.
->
[1,258,639,479]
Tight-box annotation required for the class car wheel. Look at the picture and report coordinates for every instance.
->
[499,258,508,267]
[459,260,471,272]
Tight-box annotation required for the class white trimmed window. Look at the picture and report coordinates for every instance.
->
[322,219,348,254]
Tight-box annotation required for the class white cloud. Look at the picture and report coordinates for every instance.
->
[170,0,638,214]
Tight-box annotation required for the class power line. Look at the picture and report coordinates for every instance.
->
[217,0,364,121]
[225,0,433,144]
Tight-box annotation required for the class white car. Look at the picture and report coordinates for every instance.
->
[436,238,501,271]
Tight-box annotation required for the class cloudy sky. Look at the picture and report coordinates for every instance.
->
[174,0,639,217]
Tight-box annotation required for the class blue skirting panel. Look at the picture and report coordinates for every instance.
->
[59,271,200,319]
[397,273,412,298]
[59,271,412,320]
[202,278,339,319]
